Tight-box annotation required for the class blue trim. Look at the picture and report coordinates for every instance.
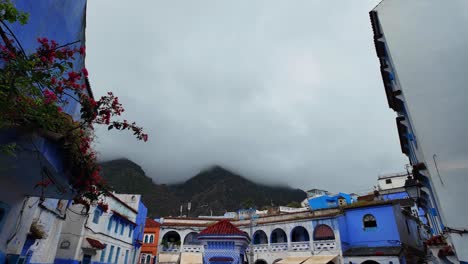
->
[54,258,80,264]
[0,251,5,264]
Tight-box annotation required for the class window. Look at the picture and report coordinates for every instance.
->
[0,202,10,232]
[100,246,107,263]
[128,226,133,238]
[338,198,347,207]
[405,220,411,234]
[149,235,154,243]
[107,245,115,263]
[363,214,377,228]
[115,247,121,264]
[144,234,148,243]
[93,208,101,224]
[124,250,129,264]
[385,179,392,184]
[146,255,151,264]
[107,219,113,231]
[115,221,119,233]
[120,223,125,235]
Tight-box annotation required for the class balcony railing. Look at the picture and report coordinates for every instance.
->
[252,244,269,253]
[270,243,288,252]
[246,241,337,254]
[313,240,337,252]
[182,245,203,253]
[161,244,180,252]
[290,242,310,251]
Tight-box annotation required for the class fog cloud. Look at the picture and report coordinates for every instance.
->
[86,0,407,193]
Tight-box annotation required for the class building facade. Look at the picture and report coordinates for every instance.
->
[140,219,161,264]
[156,199,425,264]
[0,1,90,262]
[55,193,145,264]
[370,0,468,261]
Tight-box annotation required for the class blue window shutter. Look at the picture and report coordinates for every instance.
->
[107,218,113,231]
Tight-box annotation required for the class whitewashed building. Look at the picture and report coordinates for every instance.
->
[1,197,68,264]
[370,0,468,261]
[55,193,143,264]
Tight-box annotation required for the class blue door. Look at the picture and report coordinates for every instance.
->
[82,254,92,264]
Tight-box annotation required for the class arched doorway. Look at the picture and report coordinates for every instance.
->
[313,224,335,240]
[183,232,200,245]
[291,226,310,242]
[361,261,380,264]
[270,228,287,243]
[254,259,267,264]
[253,230,268,244]
[161,231,181,251]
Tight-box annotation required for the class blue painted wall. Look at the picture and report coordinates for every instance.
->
[339,204,402,248]
[381,191,408,201]
[54,258,81,264]
[308,193,353,210]
[8,0,89,119]
[133,201,148,246]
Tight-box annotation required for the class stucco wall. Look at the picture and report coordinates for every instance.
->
[341,205,400,248]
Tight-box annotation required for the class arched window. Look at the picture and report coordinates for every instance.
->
[270,228,287,243]
[149,235,154,243]
[144,234,149,243]
[313,224,335,240]
[146,255,151,264]
[253,230,268,245]
[363,214,377,228]
[291,226,310,242]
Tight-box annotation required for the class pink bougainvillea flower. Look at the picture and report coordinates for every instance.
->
[81,67,88,77]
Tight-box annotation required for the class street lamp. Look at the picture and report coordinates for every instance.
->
[405,177,421,201]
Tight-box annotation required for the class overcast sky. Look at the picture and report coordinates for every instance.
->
[86,0,407,193]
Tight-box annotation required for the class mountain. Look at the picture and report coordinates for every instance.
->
[99,159,181,217]
[100,159,306,218]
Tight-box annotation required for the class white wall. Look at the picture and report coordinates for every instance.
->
[377,175,407,190]
[56,194,138,264]
[374,0,468,260]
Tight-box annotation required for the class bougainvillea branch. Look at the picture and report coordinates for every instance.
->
[0,1,148,205]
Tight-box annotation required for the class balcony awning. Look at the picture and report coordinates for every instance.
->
[83,237,106,250]
[277,257,310,264]
[158,253,180,264]
[181,253,202,264]
[302,256,338,264]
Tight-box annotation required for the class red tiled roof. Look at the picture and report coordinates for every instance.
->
[86,238,106,249]
[199,220,246,236]
[146,218,161,228]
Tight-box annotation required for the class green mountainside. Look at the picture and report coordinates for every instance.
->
[100,159,306,218]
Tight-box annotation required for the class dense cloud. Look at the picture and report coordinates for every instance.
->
[86,0,407,193]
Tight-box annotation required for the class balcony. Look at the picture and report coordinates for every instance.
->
[290,242,310,251]
[252,244,269,253]
[181,245,203,253]
[270,243,288,252]
[313,240,338,252]
[161,244,180,253]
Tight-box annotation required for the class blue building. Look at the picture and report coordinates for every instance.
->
[369,1,466,261]
[338,201,424,263]
[198,220,250,264]
[132,200,148,264]
[308,192,354,211]
[0,1,90,263]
